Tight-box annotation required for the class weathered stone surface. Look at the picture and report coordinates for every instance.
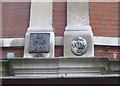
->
[1,57,120,77]
[64,1,94,57]
[29,33,50,53]
[23,1,55,58]
[71,37,88,56]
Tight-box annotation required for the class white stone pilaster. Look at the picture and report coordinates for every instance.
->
[64,0,94,57]
[24,0,55,58]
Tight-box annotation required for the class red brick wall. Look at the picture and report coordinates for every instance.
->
[90,2,120,60]
[1,2,31,59]
[1,2,120,60]
[90,2,119,37]
[53,2,67,57]
[2,2,30,38]
[1,47,24,59]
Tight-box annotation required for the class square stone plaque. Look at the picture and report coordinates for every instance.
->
[29,33,50,53]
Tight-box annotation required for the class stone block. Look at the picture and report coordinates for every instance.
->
[29,33,50,53]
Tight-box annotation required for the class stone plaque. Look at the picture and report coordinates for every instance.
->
[29,33,50,53]
[70,37,88,56]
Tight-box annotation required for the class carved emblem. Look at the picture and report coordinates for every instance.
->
[70,37,88,56]
[29,33,50,53]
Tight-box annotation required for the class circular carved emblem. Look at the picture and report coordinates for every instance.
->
[70,37,88,56]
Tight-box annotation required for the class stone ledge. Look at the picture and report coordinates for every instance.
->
[1,36,120,47]
[1,74,120,79]
[1,56,120,78]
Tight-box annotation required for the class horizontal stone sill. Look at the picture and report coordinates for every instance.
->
[0,36,120,47]
[1,56,120,79]
[1,74,120,79]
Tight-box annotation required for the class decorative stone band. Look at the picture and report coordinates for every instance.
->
[1,57,120,77]
[1,37,120,47]
[27,26,54,32]
[65,25,92,31]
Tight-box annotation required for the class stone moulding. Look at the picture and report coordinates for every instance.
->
[0,57,120,79]
[0,36,120,47]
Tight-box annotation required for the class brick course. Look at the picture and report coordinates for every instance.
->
[90,2,119,37]
[53,2,67,36]
[2,2,30,38]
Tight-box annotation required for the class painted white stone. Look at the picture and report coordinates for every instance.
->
[64,1,94,57]
[0,37,120,47]
[24,1,55,58]
[67,1,90,26]
[30,2,53,28]
[2,57,119,77]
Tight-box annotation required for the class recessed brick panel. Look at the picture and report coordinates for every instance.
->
[55,46,63,57]
[53,2,67,36]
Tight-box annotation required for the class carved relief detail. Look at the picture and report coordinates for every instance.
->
[29,33,50,53]
[71,37,88,56]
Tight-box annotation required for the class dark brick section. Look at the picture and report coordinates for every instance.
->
[95,46,120,60]
[1,47,24,59]
[55,46,63,57]
[2,77,120,84]
[0,2,1,58]
[118,1,120,37]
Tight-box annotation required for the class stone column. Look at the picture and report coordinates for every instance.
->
[64,0,94,57]
[24,0,55,58]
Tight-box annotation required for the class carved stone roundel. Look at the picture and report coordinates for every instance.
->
[70,37,88,56]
